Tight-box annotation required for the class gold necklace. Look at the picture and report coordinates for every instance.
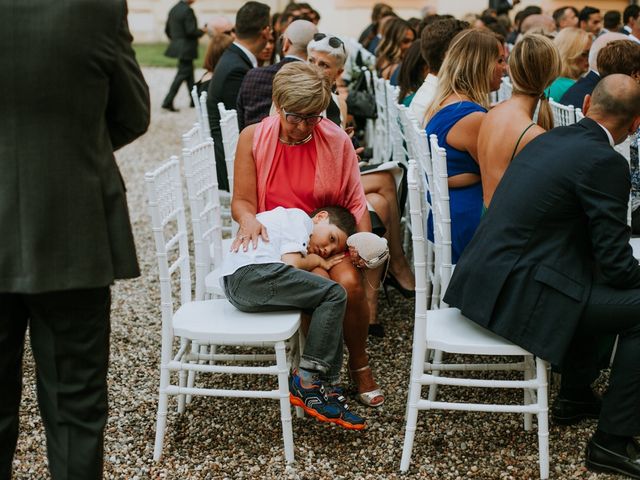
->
[278,133,313,146]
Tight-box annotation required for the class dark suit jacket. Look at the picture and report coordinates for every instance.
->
[489,0,514,15]
[237,57,299,130]
[559,70,600,108]
[443,118,640,365]
[207,43,254,191]
[164,0,203,60]
[0,0,150,293]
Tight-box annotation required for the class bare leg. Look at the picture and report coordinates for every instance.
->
[362,172,415,290]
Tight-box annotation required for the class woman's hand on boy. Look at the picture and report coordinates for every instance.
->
[231,215,269,252]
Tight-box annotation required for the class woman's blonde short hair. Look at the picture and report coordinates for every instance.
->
[272,62,332,114]
[425,28,502,124]
[510,33,562,130]
[554,27,592,79]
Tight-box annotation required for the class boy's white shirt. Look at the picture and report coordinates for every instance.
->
[219,207,312,283]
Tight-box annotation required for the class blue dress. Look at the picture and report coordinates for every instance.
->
[426,101,486,263]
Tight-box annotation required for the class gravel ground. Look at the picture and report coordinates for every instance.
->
[11,67,624,480]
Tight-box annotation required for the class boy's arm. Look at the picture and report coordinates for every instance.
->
[281,253,345,271]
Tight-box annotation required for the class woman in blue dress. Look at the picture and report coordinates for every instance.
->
[424,29,507,263]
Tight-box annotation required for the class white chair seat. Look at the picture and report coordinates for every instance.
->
[174,299,300,344]
[210,237,232,260]
[427,308,531,356]
[630,237,640,259]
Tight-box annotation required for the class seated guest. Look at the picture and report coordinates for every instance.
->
[559,32,627,107]
[621,4,639,36]
[410,18,469,127]
[603,10,622,34]
[236,19,317,129]
[207,0,271,192]
[375,17,415,80]
[365,10,396,54]
[232,62,384,407]
[424,28,507,262]
[478,34,561,207]
[553,6,579,31]
[518,13,556,38]
[195,33,233,94]
[545,27,592,101]
[444,74,640,479]
[222,206,366,430]
[358,3,394,49]
[308,33,416,337]
[256,37,275,66]
[579,6,603,37]
[396,41,428,107]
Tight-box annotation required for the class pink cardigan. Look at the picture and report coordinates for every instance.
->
[252,115,368,223]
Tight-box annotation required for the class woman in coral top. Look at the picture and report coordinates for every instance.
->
[231,62,383,407]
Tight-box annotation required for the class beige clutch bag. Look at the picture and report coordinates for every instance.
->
[346,232,389,269]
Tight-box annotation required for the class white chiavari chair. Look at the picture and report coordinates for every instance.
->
[146,157,301,465]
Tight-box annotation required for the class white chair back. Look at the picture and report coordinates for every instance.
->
[372,72,391,164]
[145,157,192,314]
[429,134,453,305]
[218,102,239,196]
[575,107,584,122]
[182,140,224,301]
[385,81,408,166]
[182,123,202,151]
[199,91,211,141]
[497,77,513,103]
[549,99,576,126]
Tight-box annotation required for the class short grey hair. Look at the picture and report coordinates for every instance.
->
[307,34,348,68]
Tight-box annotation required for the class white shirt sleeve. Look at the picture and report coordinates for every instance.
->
[279,209,313,257]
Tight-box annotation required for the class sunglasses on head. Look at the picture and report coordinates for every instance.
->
[313,33,345,52]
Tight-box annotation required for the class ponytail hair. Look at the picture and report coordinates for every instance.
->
[509,33,561,130]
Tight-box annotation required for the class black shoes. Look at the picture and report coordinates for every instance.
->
[551,392,601,425]
[383,273,415,299]
[368,324,384,338]
[162,105,179,112]
[586,437,640,479]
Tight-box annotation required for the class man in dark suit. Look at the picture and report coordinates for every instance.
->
[489,0,520,16]
[207,1,271,192]
[621,5,639,35]
[236,19,317,130]
[444,75,640,478]
[162,0,205,112]
[0,1,149,478]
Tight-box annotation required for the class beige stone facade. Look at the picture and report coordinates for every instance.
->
[128,0,628,43]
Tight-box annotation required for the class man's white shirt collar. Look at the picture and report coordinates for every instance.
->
[595,122,615,147]
[233,41,258,68]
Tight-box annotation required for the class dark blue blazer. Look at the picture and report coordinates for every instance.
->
[444,118,640,365]
[559,70,600,109]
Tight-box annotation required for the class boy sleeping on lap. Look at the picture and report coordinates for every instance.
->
[220,206,366,430]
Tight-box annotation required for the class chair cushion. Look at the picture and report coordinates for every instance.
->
[426,308,531,356]
[173,299,300,344]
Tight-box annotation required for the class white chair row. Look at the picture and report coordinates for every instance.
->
[146,156,302,465]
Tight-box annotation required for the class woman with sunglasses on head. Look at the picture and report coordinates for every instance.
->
[232,62,384,407]
[424,28,507,263]
[545,27,592,102]
[309,32,416,337]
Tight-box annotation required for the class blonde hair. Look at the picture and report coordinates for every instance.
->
[425,29,501,124]
[375,18,414,71]
[509,34,562,130]
[272,62,332,113]
[554,27,592,79]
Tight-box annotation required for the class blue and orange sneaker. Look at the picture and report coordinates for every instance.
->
[289,372,366,430]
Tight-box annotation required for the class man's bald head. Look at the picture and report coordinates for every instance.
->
[588,32,628,72]
[281,19,318,57]
[587,74,640,140]
[520,14,556,36]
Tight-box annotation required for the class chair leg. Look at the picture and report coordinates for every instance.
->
[400,377,422,472]
[536,357,550,480]
[523,356,533,431]
[295,330,306,419]
[177,338,188,413]
[275,341,295,464]
[186,341,200,405]
[153,366,171,461]
[427,349,443,402]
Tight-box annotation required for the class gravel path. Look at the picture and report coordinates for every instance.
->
[12,67,623,480]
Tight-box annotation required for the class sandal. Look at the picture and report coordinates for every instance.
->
[349,365,385,408]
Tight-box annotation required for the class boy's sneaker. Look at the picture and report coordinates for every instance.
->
[289,373,366,430]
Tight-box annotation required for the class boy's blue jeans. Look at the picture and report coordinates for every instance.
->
[223,263,346,384]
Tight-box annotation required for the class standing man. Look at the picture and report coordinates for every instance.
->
[207,1,271,192]
[444,75,640,479]
[162,0,205,112]
[0,1,149,479]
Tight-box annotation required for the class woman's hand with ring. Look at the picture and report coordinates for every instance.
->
[230,215,269,252]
